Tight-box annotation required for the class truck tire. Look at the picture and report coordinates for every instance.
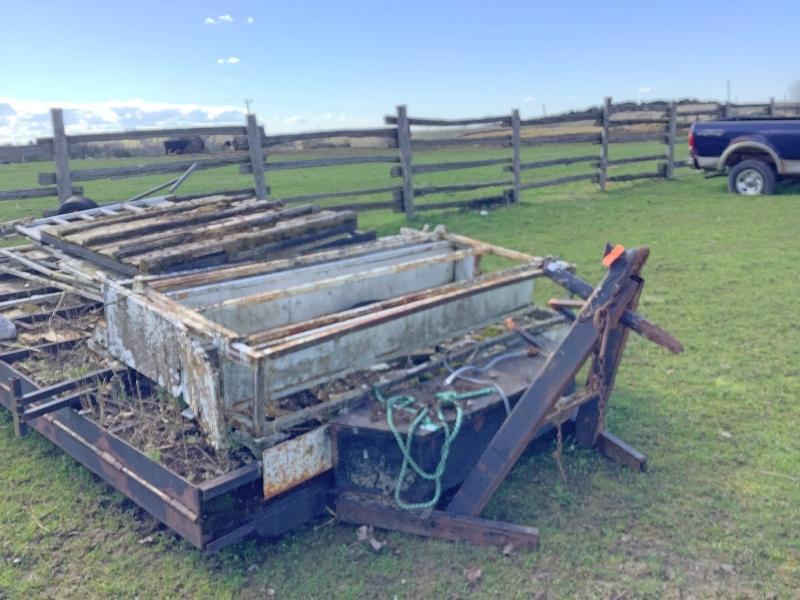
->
[728,160,776,195]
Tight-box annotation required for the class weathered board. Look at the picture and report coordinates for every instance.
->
[18,193,370,275]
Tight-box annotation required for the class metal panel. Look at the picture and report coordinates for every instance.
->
[168,241,456,307]
[262,426,332,499]
[103,280,226,449]
[238,278,534,402]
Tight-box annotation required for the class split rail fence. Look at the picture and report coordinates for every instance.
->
[1,98,798,218]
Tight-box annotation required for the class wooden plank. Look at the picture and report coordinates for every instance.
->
[510,109,521,203]
[396,105,415,219]
[596,431,647,471]
[48,197,251,243]
[239,154,399,174]
[43,195,263,238]
[415,194,509,211]
[406,157,510,176]
[336,495,538,549]
[506,155,596,172]
[246,114,268,200]
[385,115,510,127]
[264,127,397,145]
[519,173,595,191]
[521,133,600,147]
[322,201,398,212]
[665,101,677,179]
[131,210,358,273]
[50,108,73,204]
[69,201,289,248]
[278,185,401,205]
[606,118,669,126]
[605,171,663,183]
[591,154,664,168]
[598,97,611,192]
[608,132,667,144]
[414,179,511,197]
[0,186,83,201]
[411,136,511,150]
[37,125,251,144]
[39,154,250,184]
[108,205,319,259]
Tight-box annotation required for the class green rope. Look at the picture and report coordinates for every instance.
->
[374,385,495,510]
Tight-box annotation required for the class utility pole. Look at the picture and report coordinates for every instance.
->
[244,98,253,114]
[726,79,731,104]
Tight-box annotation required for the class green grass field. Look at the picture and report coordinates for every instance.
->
[0,147,798,598]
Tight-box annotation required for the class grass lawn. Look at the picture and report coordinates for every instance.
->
[0,151,798,598]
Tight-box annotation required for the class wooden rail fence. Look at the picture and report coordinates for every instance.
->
[1,98,798,217]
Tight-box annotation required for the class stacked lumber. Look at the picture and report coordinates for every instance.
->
[31,194,370,275]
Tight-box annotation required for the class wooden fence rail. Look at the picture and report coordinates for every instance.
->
[2,97,797,212]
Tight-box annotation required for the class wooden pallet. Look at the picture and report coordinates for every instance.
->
[17,194,367,275]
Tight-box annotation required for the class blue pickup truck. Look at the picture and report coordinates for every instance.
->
[689,118,800,194]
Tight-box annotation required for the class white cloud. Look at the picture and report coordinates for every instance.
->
[216,58,225,64]
[217,14,234,22]
[204,17,216,24]
[247,16,255,24]
[637,86,653,94]
[523,96,535,103]
[227,56,240,64]
[0,97,377,144]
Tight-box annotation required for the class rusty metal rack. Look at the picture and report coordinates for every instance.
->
[0,194,683,552]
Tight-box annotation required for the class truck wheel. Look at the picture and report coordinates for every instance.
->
[728,160,776,195]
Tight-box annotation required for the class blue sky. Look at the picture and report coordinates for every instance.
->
[1,0,798,142]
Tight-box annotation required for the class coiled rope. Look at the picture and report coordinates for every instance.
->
[374,385,495,510]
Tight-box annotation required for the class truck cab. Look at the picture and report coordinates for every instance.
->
[689,118,800,194]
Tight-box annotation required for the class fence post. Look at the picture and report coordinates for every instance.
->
[50,108,73,205]
[396,105,415,218]
[510,109,522,203]
[246,113,268,200]
[665,100,677,179]
[597,97,611,192]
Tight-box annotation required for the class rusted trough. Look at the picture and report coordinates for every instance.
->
[100,228,546,450]
[0,194,682,551]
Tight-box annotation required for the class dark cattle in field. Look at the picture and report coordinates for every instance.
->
[221,136,249,152]
[164,136,205,155]
[232,135,249,151]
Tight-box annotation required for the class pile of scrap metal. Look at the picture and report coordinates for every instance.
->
[0,192,683,551]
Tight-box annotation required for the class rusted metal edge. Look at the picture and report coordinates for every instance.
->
[0,359,291,551]
[253,266,544,359]
[204,246,488,313]
[336,493,538,550]
[245,312,567,449]
[146,230,444,292]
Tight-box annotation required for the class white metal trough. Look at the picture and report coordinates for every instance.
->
[101,229,547,450]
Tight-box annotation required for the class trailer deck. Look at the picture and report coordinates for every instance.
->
[0,194,683,551]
